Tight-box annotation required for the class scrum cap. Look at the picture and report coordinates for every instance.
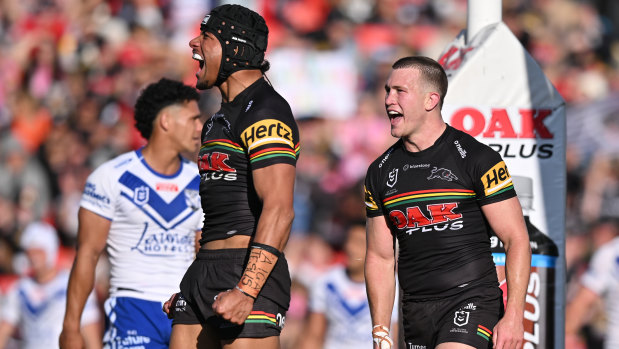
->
[201,4,269,86]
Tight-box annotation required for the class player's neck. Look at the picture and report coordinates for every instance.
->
[218,70,263,103]
[403,117,446,153]
[141,142,181,176]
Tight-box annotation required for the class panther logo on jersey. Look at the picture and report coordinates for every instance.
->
[427,167,458,182]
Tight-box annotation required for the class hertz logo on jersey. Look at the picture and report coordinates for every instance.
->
[481,161,512,196]
[241,119,293,152]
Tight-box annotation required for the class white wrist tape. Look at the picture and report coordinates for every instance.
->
[372,325,393,349]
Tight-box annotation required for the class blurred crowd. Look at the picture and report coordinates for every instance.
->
[0,0,618,348]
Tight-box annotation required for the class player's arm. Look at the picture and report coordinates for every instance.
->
[565,285,599,347]
[296,312,327,349]
[365,215,396,349]
[212,163,295,324]
[482,197,531,349]
[0,321,16,349]
[60,208,110,349]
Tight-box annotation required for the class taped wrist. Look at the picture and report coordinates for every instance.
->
[372,325,393,349]
[236,243,280,299]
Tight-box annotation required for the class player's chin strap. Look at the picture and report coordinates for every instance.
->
[372,325,394,349]
[235,242,281,299]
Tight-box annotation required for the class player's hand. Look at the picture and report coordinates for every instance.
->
[212,288,255,325]
[492,311,524,349]
[372,325,393,349]
[162,293,178,318]
[59,327,84,349]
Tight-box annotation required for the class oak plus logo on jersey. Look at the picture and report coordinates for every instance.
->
[427,167,458,182]
[481,161,512,196]
[198,152,237,181]
[389,203,464,233]
[387,168,398,187]
[241,119,293,151]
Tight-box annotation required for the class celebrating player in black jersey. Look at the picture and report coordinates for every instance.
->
[364,56,531,349]
[162,4,299,349]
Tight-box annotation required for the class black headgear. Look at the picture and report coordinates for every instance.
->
[200,4,269,86]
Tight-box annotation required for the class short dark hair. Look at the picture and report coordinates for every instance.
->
[134,78,200,139]
[392,56,448,108]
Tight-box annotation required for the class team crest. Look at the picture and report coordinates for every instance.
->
[133,186,150,206]
[387,168,398,188]
[454,310,469,327]
[428,167,458,182]
[184,189,200,211]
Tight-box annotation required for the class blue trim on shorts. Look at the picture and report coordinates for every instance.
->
[103,297,172,349]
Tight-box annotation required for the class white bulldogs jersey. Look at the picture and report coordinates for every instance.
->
[1,271,100,349]
[309,266,398,349]
[581,237,619,349]
[80,149,202,301]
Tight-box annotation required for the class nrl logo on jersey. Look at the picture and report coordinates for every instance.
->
[133,186,149,206]
[387,168,398,188]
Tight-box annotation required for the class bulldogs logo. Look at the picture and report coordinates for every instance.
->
[427,167,458,182]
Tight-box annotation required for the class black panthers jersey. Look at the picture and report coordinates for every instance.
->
[198,78,300,244]
[364,125,516,299]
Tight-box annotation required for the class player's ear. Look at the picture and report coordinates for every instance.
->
[157,109,171,132]
[425,91,440,111]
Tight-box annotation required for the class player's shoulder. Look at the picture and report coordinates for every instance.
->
[241,80,294,123]
[367,140,401,173]
[92,151,140,176]
[446,125,496,156]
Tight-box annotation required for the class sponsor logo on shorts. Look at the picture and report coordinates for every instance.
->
[481,161,512,196]
[427,167,458,182]
[407,344,427,349]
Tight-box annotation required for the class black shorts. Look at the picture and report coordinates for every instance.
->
[402,285,504,349]
[172,248,291,339]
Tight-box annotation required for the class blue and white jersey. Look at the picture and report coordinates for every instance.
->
[81,149,202,302]
[581,237,619,349]
[309,266,398,349]
[1,271,100,349]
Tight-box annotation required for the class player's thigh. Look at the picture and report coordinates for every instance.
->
[436,342,477,349]
[170,323,220,349]
[222,336,280,349]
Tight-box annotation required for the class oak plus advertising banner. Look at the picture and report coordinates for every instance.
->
[438,22,566,349]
